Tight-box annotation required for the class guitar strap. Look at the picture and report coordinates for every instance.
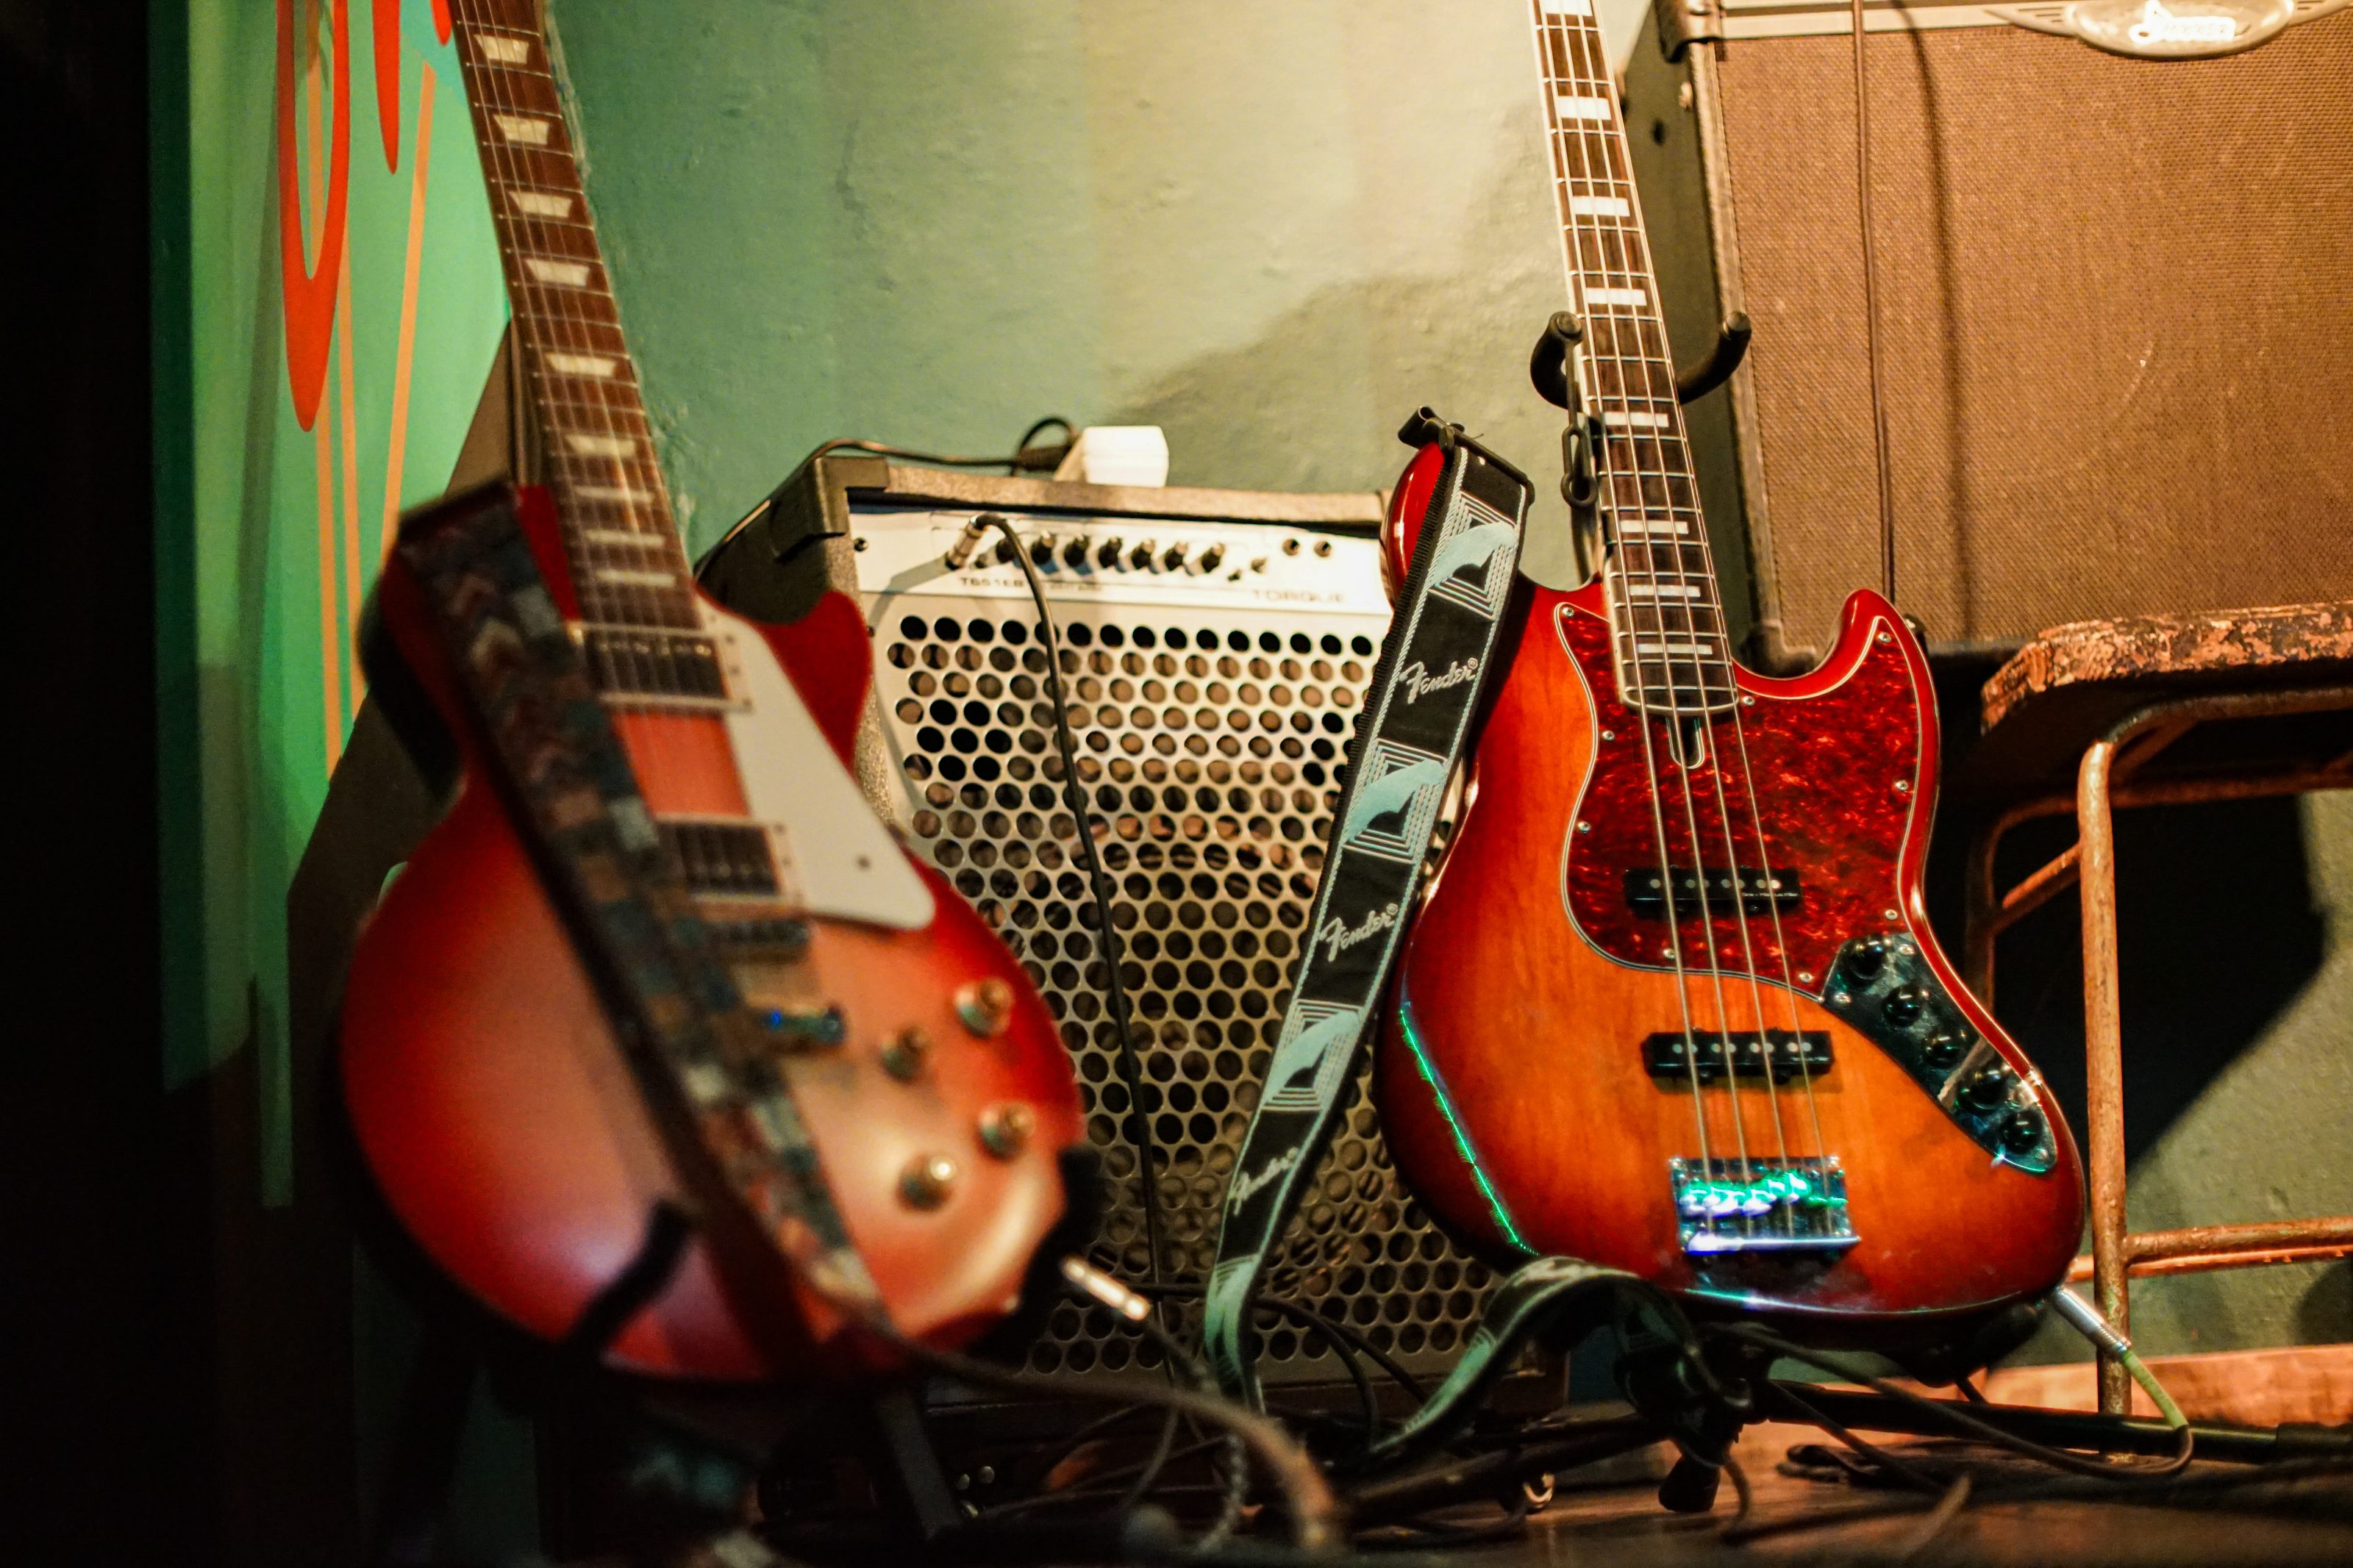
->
[1203,412,1535,1406]
[396,484,886,1330]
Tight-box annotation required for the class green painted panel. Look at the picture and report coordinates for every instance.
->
[160,0,507,1200]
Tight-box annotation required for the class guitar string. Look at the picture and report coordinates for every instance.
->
[1544,6,1822,1218]
[454,3,843,1261]
[462,5,733,905]
[1547,15,1808,1191]
[1710,0,1897,1158]
[1563,15,1828,1178]
[1533,4,1735,1207]
[1536,4,1731,1197]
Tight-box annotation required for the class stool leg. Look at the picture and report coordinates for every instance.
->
[1963,819,2004,1004]
[2078,739,2131,1416]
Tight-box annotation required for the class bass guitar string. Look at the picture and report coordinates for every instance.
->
[1558,24,1809,1191]
[1539,4,1819,1204]
[1541,7,1774,1211]
[1719,698,1833,1160]
[1532,4,1721,1198]
[1537,0,1827,1164]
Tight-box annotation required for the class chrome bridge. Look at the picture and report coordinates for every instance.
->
[1669,1156,1857,1257]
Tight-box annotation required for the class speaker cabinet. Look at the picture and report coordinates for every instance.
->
[701,458,1508,1389]
[1649,4,2353,658]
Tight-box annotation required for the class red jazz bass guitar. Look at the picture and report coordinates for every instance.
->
[1371,0,2082,1344]
[340,0,1081,1381]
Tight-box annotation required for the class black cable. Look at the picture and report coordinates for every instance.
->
[696,418,1076,562]
[974,513,1203,1516]
[1134,1279,1427,1428]
[1771,1381,1952,1494]
[804,429,1061,471]
[1010,416,1076,471]
[978,1436,1239,1521]
[1723,1454,2353,1550]
[976,515,1165,1299]
[873,1328,1340,1552]
[1715,1323,2195,1483]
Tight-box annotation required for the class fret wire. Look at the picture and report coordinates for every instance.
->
[451,0,693,633]
[1532,4,1732,708]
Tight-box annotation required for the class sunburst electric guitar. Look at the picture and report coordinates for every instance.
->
[1372,0,2082,1345]
[339,0,1081,1380]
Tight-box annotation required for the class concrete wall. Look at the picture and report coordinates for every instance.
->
[549,0,1649,581]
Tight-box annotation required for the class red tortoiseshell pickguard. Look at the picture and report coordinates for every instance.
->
[1556,598,1923,990]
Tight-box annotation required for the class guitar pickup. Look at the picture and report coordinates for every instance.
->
[1644,1029,1831,1085]
[1624,867,1800,919]
[660,819,782,898]
[579,626,736,709]
[1670,1156,1857,1257]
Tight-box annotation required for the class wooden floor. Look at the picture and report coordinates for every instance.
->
[1388,1422,2353,1567]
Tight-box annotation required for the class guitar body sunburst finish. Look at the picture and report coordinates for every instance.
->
[1368,0,2086,1349]
[1374,479,2084,1341]
[341,488,1082,1382]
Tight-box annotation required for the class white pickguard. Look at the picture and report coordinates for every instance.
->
[700,601,934,931]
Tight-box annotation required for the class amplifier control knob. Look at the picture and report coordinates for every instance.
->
[1161,543,1190,572]
[1130,540,1157,570]
[1096,537,1124,568]
[1030,534,1057,565]
[1063,537,1090,569]
[1198,544,1226,572]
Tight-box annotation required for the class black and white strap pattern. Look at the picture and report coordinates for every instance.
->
[1204,412,1532,1403]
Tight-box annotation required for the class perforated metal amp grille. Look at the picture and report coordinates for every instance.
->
[852,510,1499,1382]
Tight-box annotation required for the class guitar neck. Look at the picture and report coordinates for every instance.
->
[1529,0,1735,706]
[446,0,698,634]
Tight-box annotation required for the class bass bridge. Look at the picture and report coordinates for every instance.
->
[1669,1156,1857,1256]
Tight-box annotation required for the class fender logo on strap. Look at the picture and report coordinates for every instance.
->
[1400,656,1482,704]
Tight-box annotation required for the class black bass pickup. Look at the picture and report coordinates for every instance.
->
[1644,1029,1831,1085]
[1625,867,1801,920]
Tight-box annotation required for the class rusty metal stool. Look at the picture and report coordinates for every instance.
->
[1960,603,2353,1414]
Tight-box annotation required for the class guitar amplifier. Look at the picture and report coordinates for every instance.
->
[699,455,1505,1389]
[1632,1,2353,661]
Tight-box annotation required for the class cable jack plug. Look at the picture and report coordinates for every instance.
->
[945,512,1008,571]
[1060,1256,1152,1324]
[2046,1284,2132,1361]
[2047,1286,2190,1432]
